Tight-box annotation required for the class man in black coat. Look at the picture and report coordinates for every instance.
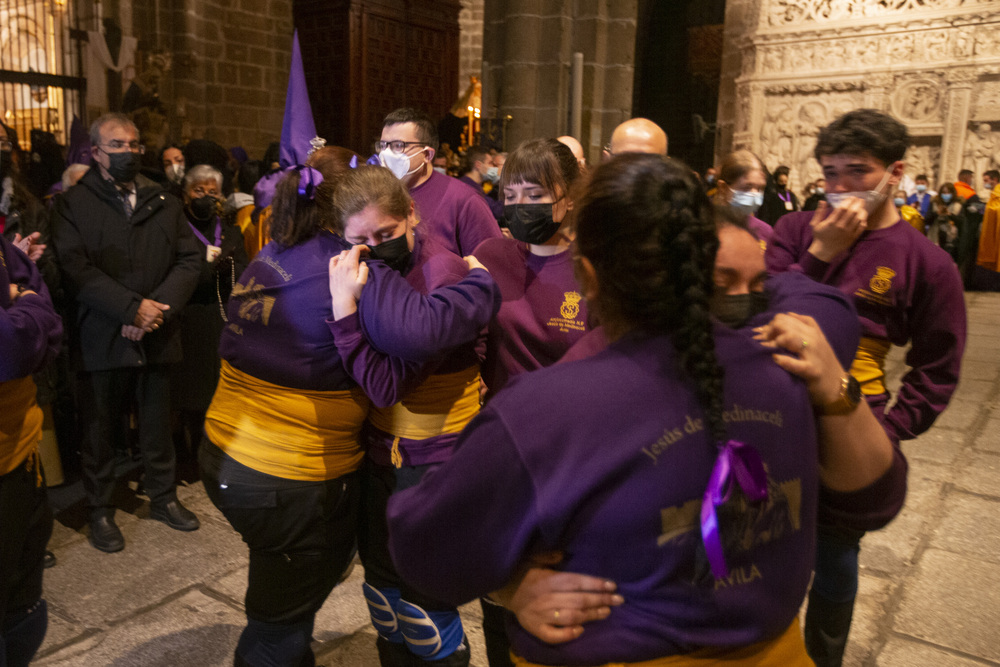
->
[52,113,202,553]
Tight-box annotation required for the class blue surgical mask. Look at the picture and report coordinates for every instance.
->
[941,193,953,203]
[815,187,825,195]
[433,166,447,175]
[485,166,500,184]
[916,184,927,193]
[894,197,905,208]
[730,189,764,216]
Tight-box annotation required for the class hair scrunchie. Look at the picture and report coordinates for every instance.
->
[294,165,324,200]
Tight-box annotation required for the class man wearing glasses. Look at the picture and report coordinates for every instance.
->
[51,113,202,553]
[378,108,500,257]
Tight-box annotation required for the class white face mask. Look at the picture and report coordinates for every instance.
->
[485,166,500,184]
[824,168,893,214]
[167,163,185,184]
[730,189,764,216]
[379,148,426,181]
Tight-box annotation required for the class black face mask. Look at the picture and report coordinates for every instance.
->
[503,203,562,245]
[368,233,412,274]
[189,195,218,221]
[0,150,10,179]
[105,151,142,183]
[712,291,769,329]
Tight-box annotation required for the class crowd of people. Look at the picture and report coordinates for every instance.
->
[1,102,989,667]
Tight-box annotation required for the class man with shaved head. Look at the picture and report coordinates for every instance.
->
[557,135,588,173]
[607,118,668,157]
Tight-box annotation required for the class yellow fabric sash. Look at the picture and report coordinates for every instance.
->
[368,366,481,466]
[900,205,924,233]
[0,376,42,478]
[849,336,891,396]
[977,184,1000,272]
[204,360,369,481]
[511,619,812,667]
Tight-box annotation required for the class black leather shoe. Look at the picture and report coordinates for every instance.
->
[150,499,200,531]
[89,516,125,553]
[43,550,57,568]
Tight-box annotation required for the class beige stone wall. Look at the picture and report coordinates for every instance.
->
[717,0,1000,195]
[459,0,485,91]
[130,0,292,159]
[482,0,637,163]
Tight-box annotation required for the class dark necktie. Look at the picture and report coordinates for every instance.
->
[118,186,134,217]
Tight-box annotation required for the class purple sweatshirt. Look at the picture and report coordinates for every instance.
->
[474,239,591,397]
[387,288,858,662]
[1,235,62,381]
[558,272,908,531]
[410,170,502,257]
[765,211,967,441]
[333,232,489,467]
[220,230,498,393]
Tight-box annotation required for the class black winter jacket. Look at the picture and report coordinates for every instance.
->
[51,168,201,371]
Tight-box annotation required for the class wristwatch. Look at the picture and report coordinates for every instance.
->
[819,374,862,416]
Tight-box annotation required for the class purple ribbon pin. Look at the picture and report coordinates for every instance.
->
[699,439,769,579]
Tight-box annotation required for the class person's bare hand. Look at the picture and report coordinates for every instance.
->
[492,552,623,645]
[8,284,36,301]
[121,324,146,341]
[463,255,487,273]
[134,299,169,331]
[328,246,369,320]
[807,200,867,262]
[12,232,46,262]
[753,312,845,405]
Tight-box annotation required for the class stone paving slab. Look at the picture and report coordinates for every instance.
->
[34,589,244,667]
[952,378,997,403]
[954,361,1000,382]
[906,428,966,466]
[973,418,1000,453]
[842,574,893,667]
[876,637,999,666]
[929,491,1000,564]
[40,504,246,628]
[933,398,987,431]
[952,450,1000,497]
[893,549,1000,662]
[860,463,944,574]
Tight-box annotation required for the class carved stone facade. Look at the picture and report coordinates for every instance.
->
[717,0,1000,193]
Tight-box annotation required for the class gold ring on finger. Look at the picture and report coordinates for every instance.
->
[553,609,560,621]
[800,339,809,351]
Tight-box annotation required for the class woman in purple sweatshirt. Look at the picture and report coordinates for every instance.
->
[386,155,899,665]
[199,150,498,667]
[325,165,498,667]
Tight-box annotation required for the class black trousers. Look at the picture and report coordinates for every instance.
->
[78,365,177,510]
[0,455,53,666]
[199,440,359,625]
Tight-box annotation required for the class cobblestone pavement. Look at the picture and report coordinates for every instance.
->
[30,292,1000,666]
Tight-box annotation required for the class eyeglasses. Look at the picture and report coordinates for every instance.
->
[0,139,12,152]
[376,140,426,154]
[100,140,145,154]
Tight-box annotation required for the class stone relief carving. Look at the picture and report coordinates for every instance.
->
[892,79,943,124]
[759,93,860,185]
[973,83,1000,121]
[766,0,991,27]
[905,145,942,187]
[963,123,1000,176]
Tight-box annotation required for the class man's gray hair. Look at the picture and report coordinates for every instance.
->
[184,164,223,191]
[90,113,139,146]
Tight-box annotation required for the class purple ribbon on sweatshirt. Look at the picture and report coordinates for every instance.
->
[699,439,769,579]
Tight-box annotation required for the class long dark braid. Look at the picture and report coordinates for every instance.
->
[576,154,727,443]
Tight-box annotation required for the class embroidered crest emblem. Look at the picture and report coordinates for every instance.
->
[559,291,582,319]
[869,267,896,294]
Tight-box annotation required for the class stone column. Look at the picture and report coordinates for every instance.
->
[939,67,979,185]
[481,0,635,160]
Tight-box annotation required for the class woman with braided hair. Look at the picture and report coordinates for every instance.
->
[386,154,896,665]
